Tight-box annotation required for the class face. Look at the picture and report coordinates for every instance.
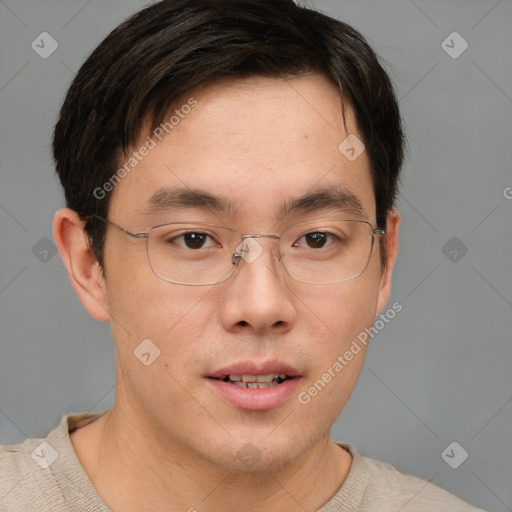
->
[87,75,397,472]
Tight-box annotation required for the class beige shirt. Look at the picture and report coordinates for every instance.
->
[0,411,486,511]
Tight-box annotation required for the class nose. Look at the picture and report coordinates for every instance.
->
[218,236,297,334]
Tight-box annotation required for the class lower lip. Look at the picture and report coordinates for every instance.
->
[205,377,301,411]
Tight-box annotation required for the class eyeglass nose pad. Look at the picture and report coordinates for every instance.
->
[232,240,247,265]
[234,238,264,264]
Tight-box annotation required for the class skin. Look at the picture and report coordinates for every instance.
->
[54,74,400,512]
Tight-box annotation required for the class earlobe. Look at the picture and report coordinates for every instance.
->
[375,208,401,316]
[53,208,110,323]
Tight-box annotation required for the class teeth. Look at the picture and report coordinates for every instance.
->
[256,375,274,383]
[242,374,262,383]
[224,374,291,389]
[239,373,287,383]
[232,380,280,389]
[254,382,272,389]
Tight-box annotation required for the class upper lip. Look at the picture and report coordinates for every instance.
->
[207,360,301,379]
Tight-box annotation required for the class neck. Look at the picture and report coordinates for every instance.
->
[70,403,352,512]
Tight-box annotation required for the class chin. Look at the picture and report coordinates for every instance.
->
[203,435,304,475]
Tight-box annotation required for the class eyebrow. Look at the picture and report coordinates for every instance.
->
[141,185,366,220]
[278,186,365,220]
[142,187,236,216]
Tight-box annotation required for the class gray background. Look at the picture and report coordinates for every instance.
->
[0,0,511,510]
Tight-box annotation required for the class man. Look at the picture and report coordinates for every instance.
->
[0,0,486,510]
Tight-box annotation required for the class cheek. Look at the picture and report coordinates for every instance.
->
[106,240,206,323]
[295,277,378,405]
[104,251,216,372]
[298,274,380,343]
[106,279,216,418]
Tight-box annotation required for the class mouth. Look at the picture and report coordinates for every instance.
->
[205,361,302,410]
[209,373,295,389]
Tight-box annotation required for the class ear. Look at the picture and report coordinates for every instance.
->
[53,208,110,322]
[375,208,401,316]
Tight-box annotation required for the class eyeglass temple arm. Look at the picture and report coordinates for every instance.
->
[90,214,149,239]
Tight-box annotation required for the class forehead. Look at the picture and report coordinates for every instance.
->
[108,74,376,226]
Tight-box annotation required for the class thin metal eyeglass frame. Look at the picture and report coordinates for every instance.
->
[90,214,386,285]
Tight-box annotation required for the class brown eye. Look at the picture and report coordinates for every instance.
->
[294,231,338,249]
[182,232,207,249]
[304,232,328,248]
[167,231,216,250]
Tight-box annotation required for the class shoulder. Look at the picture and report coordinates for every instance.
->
[335,443,487,511]
[0,411,110,512]
[366,456,482,510]
[0,436,59,511]
[0,435,44,475]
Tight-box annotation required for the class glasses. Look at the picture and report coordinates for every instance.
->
[91,214,386,286]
